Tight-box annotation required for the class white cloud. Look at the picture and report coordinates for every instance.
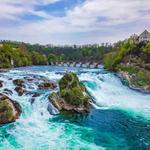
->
[66,0,150,27]
[41,0,62,5]
[0,0,62,20]
[0,0,150,44]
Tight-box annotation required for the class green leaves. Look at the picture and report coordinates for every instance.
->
[59,72,89,106]
[0,43,49,68]
[103,39,135,71]
[142,42,150,54]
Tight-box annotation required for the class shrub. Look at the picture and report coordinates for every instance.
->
[59,72,90,106]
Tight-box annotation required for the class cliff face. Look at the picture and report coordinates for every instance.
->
[117,50,150,93]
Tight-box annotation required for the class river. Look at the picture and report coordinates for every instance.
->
[0,66,150,150]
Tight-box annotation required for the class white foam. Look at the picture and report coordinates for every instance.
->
[85,72,150,119]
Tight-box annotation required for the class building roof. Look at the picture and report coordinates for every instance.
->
[139,30,150,38]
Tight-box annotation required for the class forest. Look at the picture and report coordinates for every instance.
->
[0,40,112,68]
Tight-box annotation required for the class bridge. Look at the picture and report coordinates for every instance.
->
[49,61,102,68]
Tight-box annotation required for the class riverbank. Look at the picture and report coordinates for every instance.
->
[103,39,150,94]
[0,68,10,73]
[118,71,150,94]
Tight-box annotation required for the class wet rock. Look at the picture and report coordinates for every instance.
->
[0,94,21,124]
[15,86,25,96]
[3,89,13,95]
[47,102,59,115]
[13,79,25,87]
[29,98,35,105]
[49,93,63,111]
[38,82,57,90]
[49,72,92,114]
[0,80,3,88]
[49,93,91,114]
[24,77,34,82]
[32,92,41,97]
[119,71,150,94]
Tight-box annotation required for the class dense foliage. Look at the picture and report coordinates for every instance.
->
[0,43,48,68]
[59,72,89,106]
[104,39,150,70]
[104,39,136,71]
[0,41,112,65]
[103,39,150,88]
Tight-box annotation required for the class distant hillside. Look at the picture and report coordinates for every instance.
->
[0,43,48,68]
[0,40,113,66]
[104,39,150,93]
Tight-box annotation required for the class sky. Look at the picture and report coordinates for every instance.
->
[0,0,150,45]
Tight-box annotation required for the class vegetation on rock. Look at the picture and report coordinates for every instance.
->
[59,73,89,106]
[49,72,91,113]
[103,39,150,92]
[0,94,21,124]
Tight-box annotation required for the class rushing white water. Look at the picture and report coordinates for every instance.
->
[0,66,150,150]
[80,72,150,120]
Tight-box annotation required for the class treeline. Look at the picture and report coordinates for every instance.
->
[0,41,113,64]
[103,39,150,71]
[0,43,48,68]
[44,45,112,62]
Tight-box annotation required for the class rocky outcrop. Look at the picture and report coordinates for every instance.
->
[13,79,26,96]
[47,101,59,115]
[0,94,21,124]
[32,92,41,97]
[15,86,26,96]
[49,72,92,114]
[38,82,57,90]
[13,79,25,87]
[117,51,150,93]
[119,71,150,93]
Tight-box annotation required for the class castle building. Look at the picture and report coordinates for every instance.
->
[138,30,150,42]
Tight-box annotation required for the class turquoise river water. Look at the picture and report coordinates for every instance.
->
[0,66,150,150]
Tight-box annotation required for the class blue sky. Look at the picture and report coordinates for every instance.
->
[0,0,150,45]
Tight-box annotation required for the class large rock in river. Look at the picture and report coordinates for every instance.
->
[15,86,26,96]
[0,94,21,124]
[38,81,57,90]
[13,79,25,87]
[13,78,26,96]
[49,72,92,114]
